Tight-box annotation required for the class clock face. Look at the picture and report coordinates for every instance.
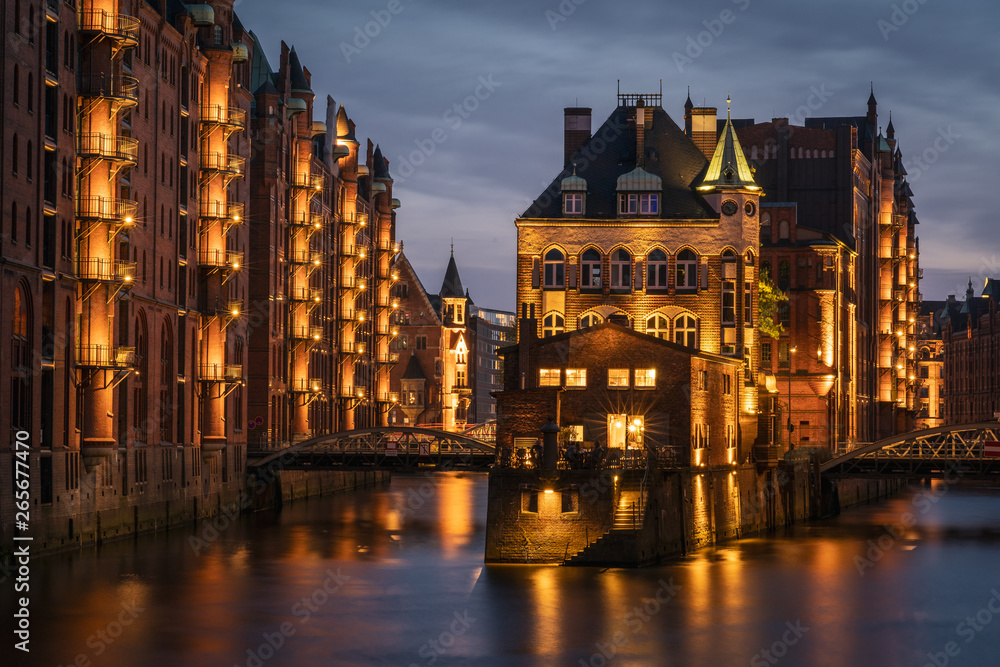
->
[745,201,756,216]
[721,200,738,216]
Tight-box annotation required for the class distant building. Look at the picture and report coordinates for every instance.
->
[914,300,947,430]
[941,280,1000,424]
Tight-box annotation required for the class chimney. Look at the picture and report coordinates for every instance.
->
[635,99,646,168]
[690,106,718,158]
[564,107,592,167]
[518,304,538,390]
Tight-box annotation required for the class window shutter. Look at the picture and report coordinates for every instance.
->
[531,258,540,289]
[568,262,577,289]
[634,260,643,291]
[700,262,709,290]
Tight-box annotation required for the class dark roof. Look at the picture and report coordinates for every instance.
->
[250,31,277,96]
[372,144,391,181]
[401,355,426,380]
[521,105,717,220]
[288,47,312,95]
[439,254,465,299]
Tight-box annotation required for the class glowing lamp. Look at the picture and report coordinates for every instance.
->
[543,489,554,494]
[231,308,239,317]
[124,216,134,225]
[124,275,133,282]
[232,262,240,269]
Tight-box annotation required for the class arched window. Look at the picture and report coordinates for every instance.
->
[542,312,564,337]
[676,249,698,289]
[579,313,602,329]
[778,219,789,240]
[134,316,148,442]
[610,248,631,290]
[25,206,32,246]
[647,249,668,289]
[722,249,737,262]
[674,315,698,348]
[646,314,670,339]
[543,248,565,288]
[580,248,602,289]
[745,250,755,265]
[12,134,18,175]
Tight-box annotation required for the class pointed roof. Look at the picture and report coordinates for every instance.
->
[336,104,359,145]
[868,83,877,107]
[288,47,312,95]
[439,252,466,299]
[886,112,895,139]
[401,355,426,380]
[697,100,759,191]
[372,144,392,182]
[684,86,693,110]
[249,31,276,95]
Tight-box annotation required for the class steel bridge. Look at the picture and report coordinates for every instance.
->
[248,425,496,472]
[822,422,1000,478]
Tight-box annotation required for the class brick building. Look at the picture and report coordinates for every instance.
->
[0,0,401,549]
[941,280,1000,424]
[913,299,947,430]
[497,322,745,466]
[731,89,921,443]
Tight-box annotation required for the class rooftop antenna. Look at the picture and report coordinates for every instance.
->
[450,238,454,256]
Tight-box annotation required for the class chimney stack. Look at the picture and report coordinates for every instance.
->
[564,107,592,167]
[690,106,718,158]
[636,99,646,168]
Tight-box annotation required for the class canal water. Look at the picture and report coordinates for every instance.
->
[5,472,1000,666]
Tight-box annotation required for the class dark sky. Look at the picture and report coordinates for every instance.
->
[234,0,1000,312]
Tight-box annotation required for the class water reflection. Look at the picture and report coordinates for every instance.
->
[5,476,1000,666]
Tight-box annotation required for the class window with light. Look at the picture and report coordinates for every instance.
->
[674,314,698,348]
[635,369,656,388]
[676,249,697,289]
[647,249,668,289]
[580,249,602,289]
[608,368,629,388]
[610,248,632,290]
[565,368,587,388]
[646,314,669,339]
[542,312,564,337]
[539,369,561,386]
[543,248,565,288]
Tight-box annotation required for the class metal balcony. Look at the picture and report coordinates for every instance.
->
[289,173,324,191]
[376,239,400,252]
[338,276,358,290]
[288,250,324,267]
[201,152,246,177]
[78,9,140,46]
[76,258,136,283]
[376,392,400,404]
[200,249,243,270]
[289,378,324,394]
[340,244,359,257]
[373,353,400,365]
[290,211,325,229]
[289,325,323,341]
[339,341,366,355]
[77,133,138,164]
[288,287,322,303]
[200,104,247,131]
[76,344,135,369]
[78,74,139,106]
[199,364,243,382]
[341,211,368,226]
[212,300,244,318]
[77,196,138,223]
[200,200,244,223]
[338,384,363,399]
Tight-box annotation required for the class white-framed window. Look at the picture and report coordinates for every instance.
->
[608,368,629,388]
[635,369,656,388]
[646,314,669,339]
[618,193,658,215]
[674,315,698,348]
[647,249,668,288]
[565,368,587,388]
[563,193,583,215]
[539,369,560,386]
[610,248,632,290]
[580,248,602,289]
[542,312,564,337]
[543,248,565,288]
[722,280,736,324]
[579,313,602,329]
[676,249,697,289]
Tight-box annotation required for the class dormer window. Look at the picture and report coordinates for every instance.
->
[618,193,658,215]
[561,166,587,216]
[563,193,583,215]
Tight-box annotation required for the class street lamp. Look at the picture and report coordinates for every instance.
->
[787,345,797,450]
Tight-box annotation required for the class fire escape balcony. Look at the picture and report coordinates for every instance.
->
[199,248,243,271]
[77,73,139,107]
[289,378,325,394]
[341,211,368,227]
[76,344,136,369]
[76,258,136,284]
[288,287,322,304]
[289,325,324,342]
[338,384,364,399]
[373,353,400,365]
[77,196,138,224]
[376,392,400,404]
[200,200,244,224]
[338,276,360,290]
[199,364,243,382]
[200,104,247,132]
[289,172,324,191]
[339,341,366,355]
[200,152,246,177]
[290,210,325,231]
[376,238,400,253]
[78,9,140,47]
[374,325,399,337]
[340,244,360,258]
[76,133,138,165]
[288,250,324,268]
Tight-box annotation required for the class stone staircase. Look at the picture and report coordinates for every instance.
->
[564,482,646,566]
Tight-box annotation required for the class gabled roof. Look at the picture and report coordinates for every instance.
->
[521,104,717,220]
[401,355,426,380]
[249,31,276,95]
[439,253,465,299]
[698,103,759,191]
[395,251,441,325]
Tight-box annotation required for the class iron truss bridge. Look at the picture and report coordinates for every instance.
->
[822,422,1000,478]
[248,426,496,472]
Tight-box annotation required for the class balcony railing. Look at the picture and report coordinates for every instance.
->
[339,244,359,257]
[201,152,246,176]
[374,325,398,336]
[341,211,368,226]
[199,364,243,382]
[200,249,243,270]
[77,344,136,369]
[77,73,139,106]
[77,196,138,223]
[339,341,366,355]
[290,211,325,229]
[78,9,140,45]
[289,172,324,190]
[376,392,400,404]
[288,287,322,303]
[289,378,324,393]
[376,239,400,252]
[373,353,400,365]
[213,300,244,318]
[288,250,324,266]
[77,133,138,163]
[76,258,136,283]
[338,384,363,399]
[200,104,247,131]
[289,325,323,341]
[338,276,357,290]
[200,200,244,222]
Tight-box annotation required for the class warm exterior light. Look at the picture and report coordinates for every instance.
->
[896,331,903,337]
[232,262,240,269]
[233,214,240,222]
[124,216,133,224]
[313,259,321,266]
[313,334,320,340]
[897,364,903,370]
[544,489,554,494]
[628,424,636,433]
[231,308,239,317]
[391,328,399,336]
[124,275,133,282]
[613,476,618,482]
